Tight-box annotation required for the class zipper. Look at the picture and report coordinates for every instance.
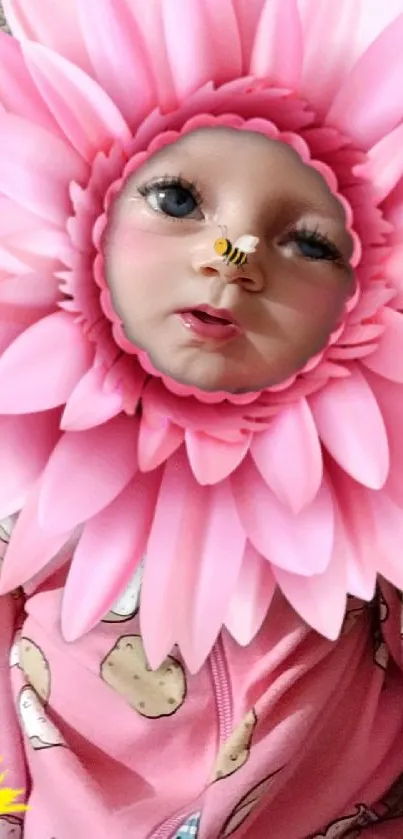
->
[149,638,232,838]
[149,807,202,839]
[209,635,233,744]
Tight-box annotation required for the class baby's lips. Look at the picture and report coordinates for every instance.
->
[177,304,240,327]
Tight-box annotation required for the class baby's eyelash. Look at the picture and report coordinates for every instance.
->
[286,224,344,262]
[137,174,203,206]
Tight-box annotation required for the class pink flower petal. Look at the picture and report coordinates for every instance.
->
[3,0,92,75]
[0,312,94,414]
[0,196,45,237]
[61,365,123,431]
[38,415,139,535]
[162,0,214,100]
[362,309,403,383]
[0,201,74,271]
[0,322,24,355]
[138,418,184,471]
[180,480,246,672]
[330,463,377,600]
[329,344,379,362]
[384,178,403,233]
[225,543,276,646]
[0,302,54,331]
[0,482,70,594]
[142,450,246,672]
[4,228,74,270]
[250,0,303,88]
[128,0,177,111]
[298,0,360,115]
[0,32,59,132]
[363,369,403,509]
[339,323,385,345]
[232,0,266,72]
[0,273,57,328]
[250,399,323,513]
[273,557,346,641]
[232,457,334,576]
[385,244,403,302]
[0,111,88,225]
[0,273,59,311]
[185,430,251,485]
[102,357,146,414]
[0,411,60,518]
[61,470,161,642]
[141,378,248,440]
[76,0,156,128]
[349,285,396,324]
[202,0,242,82]
[141,449,201,668]
[327,13,403,148]
[369,491,403,591]
[0,243,35,277]
[354,0,403,58]
[23,41,131,163]
[354,123,403,205]
[310,366,389,490]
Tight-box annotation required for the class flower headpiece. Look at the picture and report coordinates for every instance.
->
[0,0,403,672]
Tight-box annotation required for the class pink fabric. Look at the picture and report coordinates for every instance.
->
[1,549,403,838]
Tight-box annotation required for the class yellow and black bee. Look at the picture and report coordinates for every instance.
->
[214,231,260,267]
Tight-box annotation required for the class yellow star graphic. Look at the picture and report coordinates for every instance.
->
[0,762,29,814]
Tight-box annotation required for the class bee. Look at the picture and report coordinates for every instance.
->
[214,228,260,267]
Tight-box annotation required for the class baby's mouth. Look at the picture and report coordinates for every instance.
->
[191,309,232,325]
[182,305,238,326]
[177,306,241,340]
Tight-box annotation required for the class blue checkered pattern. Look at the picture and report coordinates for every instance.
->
[173,812,200,838]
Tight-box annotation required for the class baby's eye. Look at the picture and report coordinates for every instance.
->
[295,238,337,261]
[138,178,203,220]
[284,228,343,264]
[153,186,197,218]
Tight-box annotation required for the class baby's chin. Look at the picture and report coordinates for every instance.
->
[147,350,274,395]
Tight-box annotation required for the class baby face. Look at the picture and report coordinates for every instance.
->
[105,128,354,394]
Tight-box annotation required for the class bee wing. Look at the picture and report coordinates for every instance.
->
[233,235,259,253]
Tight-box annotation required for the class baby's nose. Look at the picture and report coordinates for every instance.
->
[199,257,239,279]
[196,254,264,291]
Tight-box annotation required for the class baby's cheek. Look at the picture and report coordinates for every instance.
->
[103,224,186,340]
[105,216,183,270]
[105,221,148,270]
[107,229,185,314]
[290,281,347,337]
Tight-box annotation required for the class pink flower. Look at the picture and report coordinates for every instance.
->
[1,0,403,671]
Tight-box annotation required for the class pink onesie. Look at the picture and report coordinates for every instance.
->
[1,524,403,839]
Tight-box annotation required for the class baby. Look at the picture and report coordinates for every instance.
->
[0,125,402,839]
[1,1,403,838]
[105,128,354,396]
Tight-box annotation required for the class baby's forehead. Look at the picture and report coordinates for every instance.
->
[142,127,300,168]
